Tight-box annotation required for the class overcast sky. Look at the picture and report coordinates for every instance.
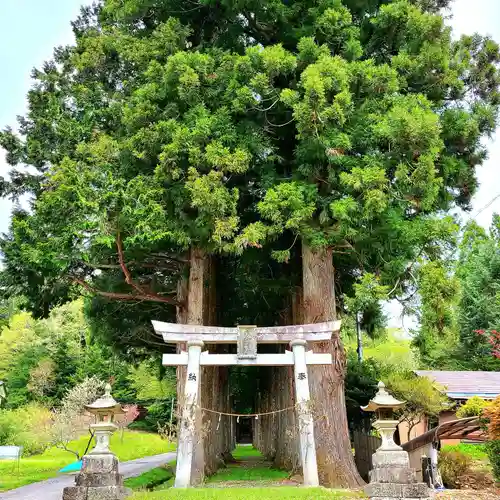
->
[0,1,499,329]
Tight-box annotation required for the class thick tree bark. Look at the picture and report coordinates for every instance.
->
[302,243,364,487]
[177,248,231,484]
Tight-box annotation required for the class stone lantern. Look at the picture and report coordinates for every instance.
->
[361,381,405,451]
[84,383,125,454]
[63,384,131,500]
[361,381,433,500]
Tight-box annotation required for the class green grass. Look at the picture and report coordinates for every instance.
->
[125,466,175,490]
[132,487,364,499]
[206,445,288,483]
[231,445,263,459]
[441,443,488,461]
[207,466,289,482]
[0,431,175,492]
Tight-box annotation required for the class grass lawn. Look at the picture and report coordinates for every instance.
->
[0,431,175,492]
[441,443,488,461]
[125,465,175,490]
[206,445,288,483]
[132,487,364,499]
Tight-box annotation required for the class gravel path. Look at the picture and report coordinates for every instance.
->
[0,451,176,500]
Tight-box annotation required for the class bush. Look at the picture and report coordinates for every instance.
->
[438,450,473,488]
[456,396,491,418]
[0,403,52,455]
[484,396,500,439]
[485,440,500,482]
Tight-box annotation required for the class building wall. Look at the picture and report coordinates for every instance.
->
[399,410,485,446]
[397,417,428,445]
[438,410,461,446]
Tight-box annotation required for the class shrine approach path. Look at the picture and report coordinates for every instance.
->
[0,451,176,500]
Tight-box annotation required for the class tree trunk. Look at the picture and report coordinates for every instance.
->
[177,248,230,484]
[302,243,364,487]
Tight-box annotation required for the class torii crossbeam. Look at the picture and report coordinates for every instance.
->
[152,320,341,488]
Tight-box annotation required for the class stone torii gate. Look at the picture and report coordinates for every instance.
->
[152,320,341,488]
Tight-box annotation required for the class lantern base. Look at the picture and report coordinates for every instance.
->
[365,449,434,500]
[62,453,131,500]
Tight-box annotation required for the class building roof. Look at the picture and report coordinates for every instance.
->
[415,370,500,400]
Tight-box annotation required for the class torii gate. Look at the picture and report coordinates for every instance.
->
[152,320,341,488]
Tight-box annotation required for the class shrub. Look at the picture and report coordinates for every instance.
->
[49,377,105,459]
[456,396,492,418]
[438,449,473,488]
[0,403,52,455]
[483,395,500,439]
[485,440,500,482]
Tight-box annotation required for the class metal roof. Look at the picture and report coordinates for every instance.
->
[414,370,500,400]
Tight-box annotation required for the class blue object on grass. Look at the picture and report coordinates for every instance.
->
[59,460,82,473]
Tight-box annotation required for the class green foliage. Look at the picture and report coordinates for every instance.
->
[0,300,171,438]
[414,214,500,371]
[345,329,419,371]
[0,1,497,356]
[0,300,136,408]
[413,259,459,366]
[386,371,449,440]
[456,396,491,418]
[128,362,176,402]
[345,274,389,339]
[438,449,474,488]
[0,403,52,455]
[453,218,500,370]
[485,440,500,481]
[345,355,380,429]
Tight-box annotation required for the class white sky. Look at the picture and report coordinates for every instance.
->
[0,1,499,329]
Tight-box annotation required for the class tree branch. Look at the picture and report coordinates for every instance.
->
[74,278,180,306]
[55,442,81,460]
[116,232,149,296]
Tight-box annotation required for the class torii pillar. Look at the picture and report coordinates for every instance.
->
[154,320,341,488]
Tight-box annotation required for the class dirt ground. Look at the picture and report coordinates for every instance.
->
[436,489,500,499]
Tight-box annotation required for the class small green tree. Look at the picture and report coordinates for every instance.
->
[386,372,449,441]
[413,259,460,367]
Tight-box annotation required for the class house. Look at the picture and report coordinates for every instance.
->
[397,370,500,445]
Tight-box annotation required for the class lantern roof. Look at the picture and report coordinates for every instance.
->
[361,381,405,412]
[85,383,125,414]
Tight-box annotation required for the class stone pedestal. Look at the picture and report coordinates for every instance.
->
[62,454,131,500]
[365,449,433,500]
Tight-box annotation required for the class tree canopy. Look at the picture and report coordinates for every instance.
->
[1,0,499,334]
[1,2,500,485]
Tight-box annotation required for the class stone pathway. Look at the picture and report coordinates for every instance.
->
[0,451,176,500]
